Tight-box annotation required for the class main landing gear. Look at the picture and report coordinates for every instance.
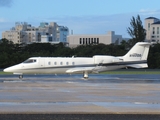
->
[19,75,23,79]
[83,71,88,79]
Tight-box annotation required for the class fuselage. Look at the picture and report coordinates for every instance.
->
[4,56,125,75]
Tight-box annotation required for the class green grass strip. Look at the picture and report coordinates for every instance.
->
[0,71,12,75]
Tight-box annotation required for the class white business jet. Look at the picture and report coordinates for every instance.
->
[4,42,151,79]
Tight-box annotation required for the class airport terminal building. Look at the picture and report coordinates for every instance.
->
[67,31,122,48]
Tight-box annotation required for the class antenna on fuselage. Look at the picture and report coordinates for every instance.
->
[72,55,77,58]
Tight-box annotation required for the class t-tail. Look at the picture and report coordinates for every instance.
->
[121,42,151,68]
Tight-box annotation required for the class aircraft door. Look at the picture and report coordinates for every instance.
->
[39,58,45,67]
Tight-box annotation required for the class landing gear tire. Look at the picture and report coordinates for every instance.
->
[19,75,23,79]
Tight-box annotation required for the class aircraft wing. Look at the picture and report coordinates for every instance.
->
[66,67,95,73]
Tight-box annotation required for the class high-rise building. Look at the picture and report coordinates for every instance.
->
[2,22,69,44]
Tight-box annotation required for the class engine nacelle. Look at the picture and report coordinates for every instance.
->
[93,55,123,64]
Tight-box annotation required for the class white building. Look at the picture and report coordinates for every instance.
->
[145,17,160,42]
[2,22,69,44]
[67,31,122,48]
[40,35,51,43]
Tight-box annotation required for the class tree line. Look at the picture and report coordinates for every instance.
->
[0,38,160,69]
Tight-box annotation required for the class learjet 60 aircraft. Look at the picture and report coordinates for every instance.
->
[4,42,151,79]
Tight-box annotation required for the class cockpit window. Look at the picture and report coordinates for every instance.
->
[23,59,37,63]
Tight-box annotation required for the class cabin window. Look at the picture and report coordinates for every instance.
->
[48,62,51,65]
[54,62,57,65]
[72,62,75,65]
[66,62,69,65]
[23,59,36,63]
[60,62,63,65]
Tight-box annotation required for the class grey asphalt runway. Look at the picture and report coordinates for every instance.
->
[0,74,160,114]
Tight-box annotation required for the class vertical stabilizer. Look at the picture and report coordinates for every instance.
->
[123,42,151,62]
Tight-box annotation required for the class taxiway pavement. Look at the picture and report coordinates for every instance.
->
[0,74,160,114]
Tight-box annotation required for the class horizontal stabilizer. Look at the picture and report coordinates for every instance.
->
[127,63,148,68]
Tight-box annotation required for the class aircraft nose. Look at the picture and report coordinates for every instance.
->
[3,66,17,73]
[3,64,22,73]
[3,67,12,72]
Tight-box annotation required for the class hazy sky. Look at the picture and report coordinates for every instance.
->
[1,0,160,38]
